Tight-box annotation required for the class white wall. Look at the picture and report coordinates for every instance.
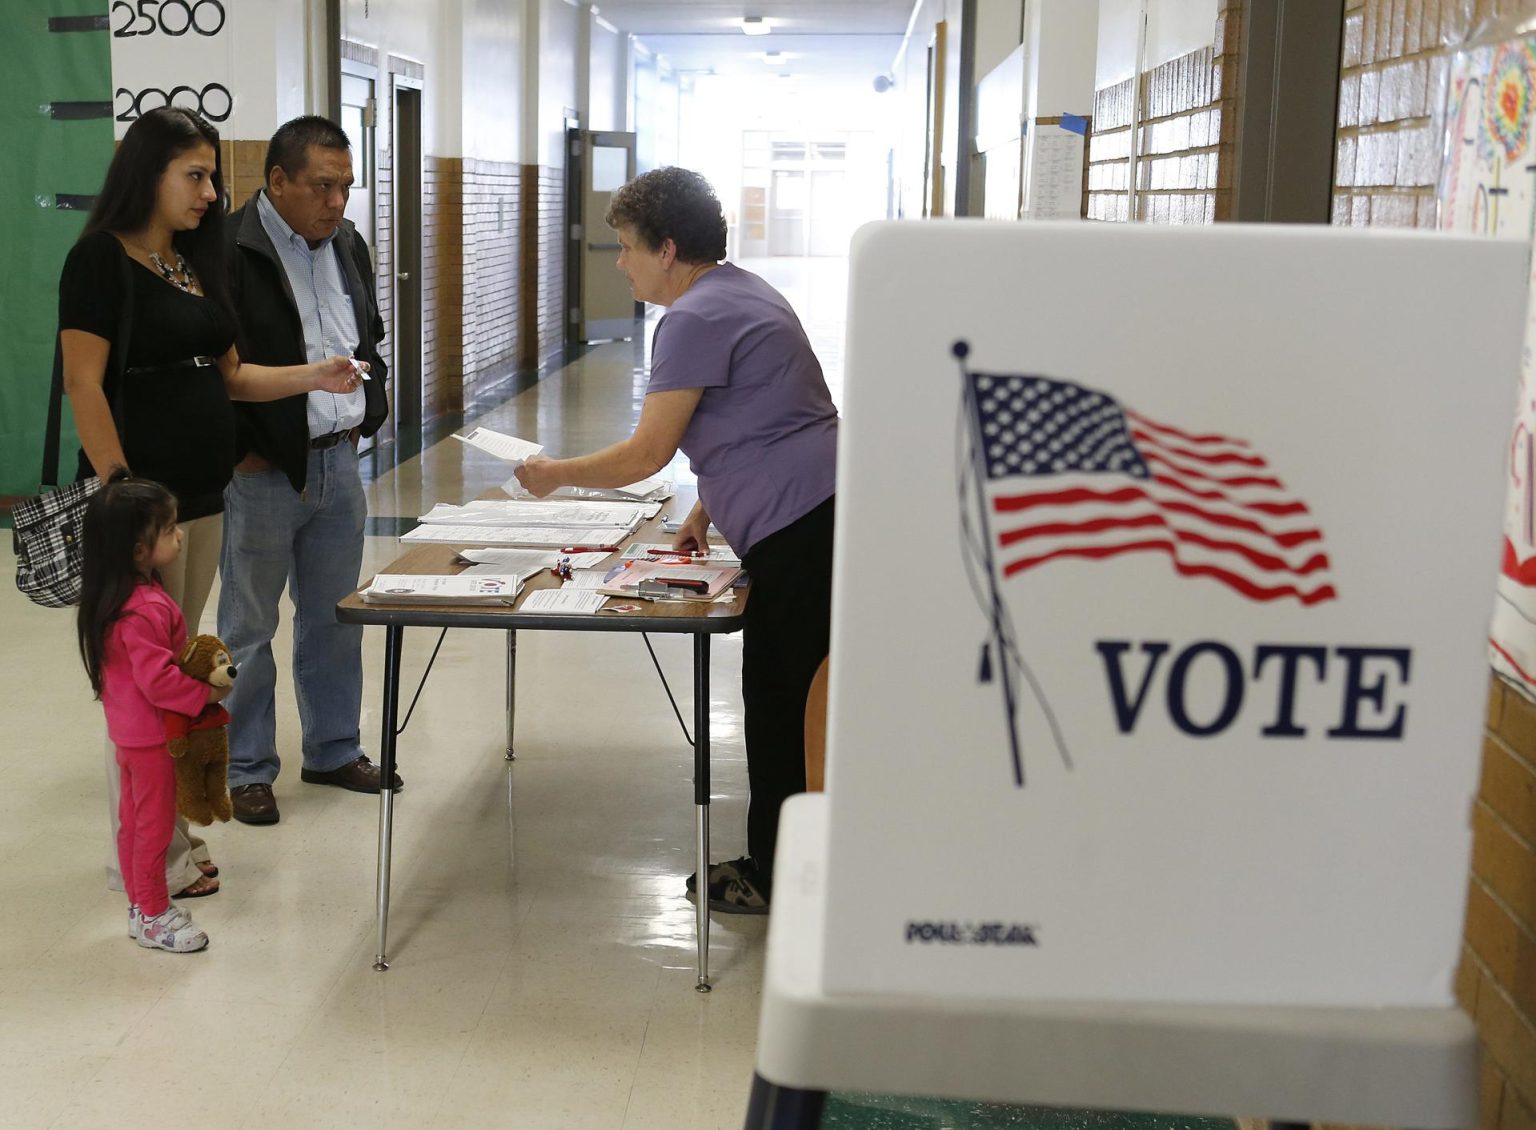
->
[972,0,1024,86]
[463,0,522,160]
[532,0,581,167]
[1096,0,1217,89]
[340,0,454,154]
[588,15,628,132]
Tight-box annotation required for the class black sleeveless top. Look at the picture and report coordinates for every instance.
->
[58,230,239,520]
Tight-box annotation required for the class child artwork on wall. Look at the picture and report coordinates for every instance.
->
[1440,32,1536,698]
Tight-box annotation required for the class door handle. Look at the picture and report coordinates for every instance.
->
[586,242,621,251]
[396,271,411,281]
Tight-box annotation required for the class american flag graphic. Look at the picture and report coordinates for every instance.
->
[966,373,1337,605]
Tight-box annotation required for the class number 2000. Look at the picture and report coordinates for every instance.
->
[112,0,226,37]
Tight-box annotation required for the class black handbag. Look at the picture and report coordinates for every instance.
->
[13,255,133,608]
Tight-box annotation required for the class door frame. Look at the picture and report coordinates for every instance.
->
[390,71,424,429]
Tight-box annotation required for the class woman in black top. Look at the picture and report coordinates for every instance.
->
[60,107,363,899]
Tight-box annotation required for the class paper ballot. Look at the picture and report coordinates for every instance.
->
[417,500,658,528]
[452,427,543,465]
[501,475,674,503]
[362,573,522,605]
[518,588,608,615]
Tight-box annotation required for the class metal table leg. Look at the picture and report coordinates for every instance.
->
[504,628,517,760]
[694,632,712,992]
[373,624,404,972]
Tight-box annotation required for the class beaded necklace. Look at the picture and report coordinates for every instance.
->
[148,249,198,294]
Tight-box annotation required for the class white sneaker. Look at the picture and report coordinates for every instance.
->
[136,905,208,953]
[128,905,141,939]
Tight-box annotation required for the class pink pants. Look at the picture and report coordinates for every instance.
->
[115,742,177,918]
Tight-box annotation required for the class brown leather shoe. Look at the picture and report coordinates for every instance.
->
[300,755,404,794]
[231,782,279,825]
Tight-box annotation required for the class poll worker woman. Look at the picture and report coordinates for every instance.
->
[515,166,838,913]
[59,106,365,899]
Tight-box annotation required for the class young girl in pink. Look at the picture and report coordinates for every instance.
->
[79,472,228,952]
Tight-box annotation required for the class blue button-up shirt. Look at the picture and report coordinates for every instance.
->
[256,191,366,439]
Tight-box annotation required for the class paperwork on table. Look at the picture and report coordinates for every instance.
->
[452,427,543,466]
[600,560,742,601]
[518,588,608,615]
[457,547,612,571]
[417,499,660,528]
[362,573,522,605]
[619,542,741,566]
[501,475,674,503]
[400,524,633,548]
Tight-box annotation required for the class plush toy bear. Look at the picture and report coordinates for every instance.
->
[165,634,237,825]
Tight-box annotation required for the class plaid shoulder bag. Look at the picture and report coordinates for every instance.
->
[13,256,133,608]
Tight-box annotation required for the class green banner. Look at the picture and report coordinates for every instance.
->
[0,4,113,500]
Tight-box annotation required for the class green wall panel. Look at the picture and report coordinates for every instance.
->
[0,4,113,498]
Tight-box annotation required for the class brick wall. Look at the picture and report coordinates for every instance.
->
[1086,1,1239,224]
[422,156,464,418]
[1332,0,1463,228]
[1338,3,1536,1128]
[518,164,567,369]
[463,159,522,402]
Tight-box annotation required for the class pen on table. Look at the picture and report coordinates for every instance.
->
[560,544,619,553]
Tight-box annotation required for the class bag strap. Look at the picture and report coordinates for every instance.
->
[42,245,136,487]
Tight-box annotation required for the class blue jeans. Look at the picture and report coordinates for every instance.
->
[218,443,367,786]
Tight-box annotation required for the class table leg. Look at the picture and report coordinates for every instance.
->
[743,1072,825,1129]
[504,628,517,761]
[694,632,712,992]
[373,624,404,972]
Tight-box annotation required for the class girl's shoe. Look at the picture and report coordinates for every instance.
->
[128,904,141,939]
[136,905,208,953]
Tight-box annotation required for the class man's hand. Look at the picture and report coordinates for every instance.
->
[672,504,711,554]
[312,356,368,394]
[514,454,564,498]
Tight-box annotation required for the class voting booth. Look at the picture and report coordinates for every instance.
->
[748,221,1529,1128]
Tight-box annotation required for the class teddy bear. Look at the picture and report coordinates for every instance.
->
[165,634,237,825]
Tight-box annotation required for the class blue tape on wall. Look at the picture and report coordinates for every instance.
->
[1060,113,1089,136]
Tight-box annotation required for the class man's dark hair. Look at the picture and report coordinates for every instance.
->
[264,115,351,184]
[604,167,727,264]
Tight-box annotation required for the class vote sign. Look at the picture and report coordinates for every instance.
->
[822,221,1527,1006]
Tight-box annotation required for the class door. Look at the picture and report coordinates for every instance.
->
[392,79,423,429]
[569,129,637,343]
[339,67,376,251]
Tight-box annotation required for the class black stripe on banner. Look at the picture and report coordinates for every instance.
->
[47,15,109,31]
[54,194,98,211]
[48,101,112,120]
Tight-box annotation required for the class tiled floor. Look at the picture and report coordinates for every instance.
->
[1,255,1234,1130]
[0,257,846,1130]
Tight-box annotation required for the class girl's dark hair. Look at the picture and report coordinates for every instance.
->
[77,471,178,699]
[82,106,231,313]
[604,167,728,264]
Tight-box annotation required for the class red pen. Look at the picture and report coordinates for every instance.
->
[560,545,619,553]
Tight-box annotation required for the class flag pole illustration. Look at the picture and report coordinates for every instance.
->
[953,341,1336,787]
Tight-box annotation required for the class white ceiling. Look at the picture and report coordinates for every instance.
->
[593,0,912,80]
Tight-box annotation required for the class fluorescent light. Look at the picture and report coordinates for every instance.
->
[740,16,771,35]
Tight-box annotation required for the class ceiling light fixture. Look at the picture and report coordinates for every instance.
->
[740,15,771,35]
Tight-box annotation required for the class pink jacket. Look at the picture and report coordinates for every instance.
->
[100,581,210,748]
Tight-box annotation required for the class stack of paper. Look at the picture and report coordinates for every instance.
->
[362,573,522,605]
[599,561,742,601]
[501,476,674,503]
[400,524,632,548]
[417,499,660,528]
[519,588,608,614]
[619,542,741,566]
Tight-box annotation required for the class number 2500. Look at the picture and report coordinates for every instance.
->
[112,0,226,37]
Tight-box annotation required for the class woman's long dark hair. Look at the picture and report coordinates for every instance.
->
[83,106,231,313]
[77,471,178,699]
